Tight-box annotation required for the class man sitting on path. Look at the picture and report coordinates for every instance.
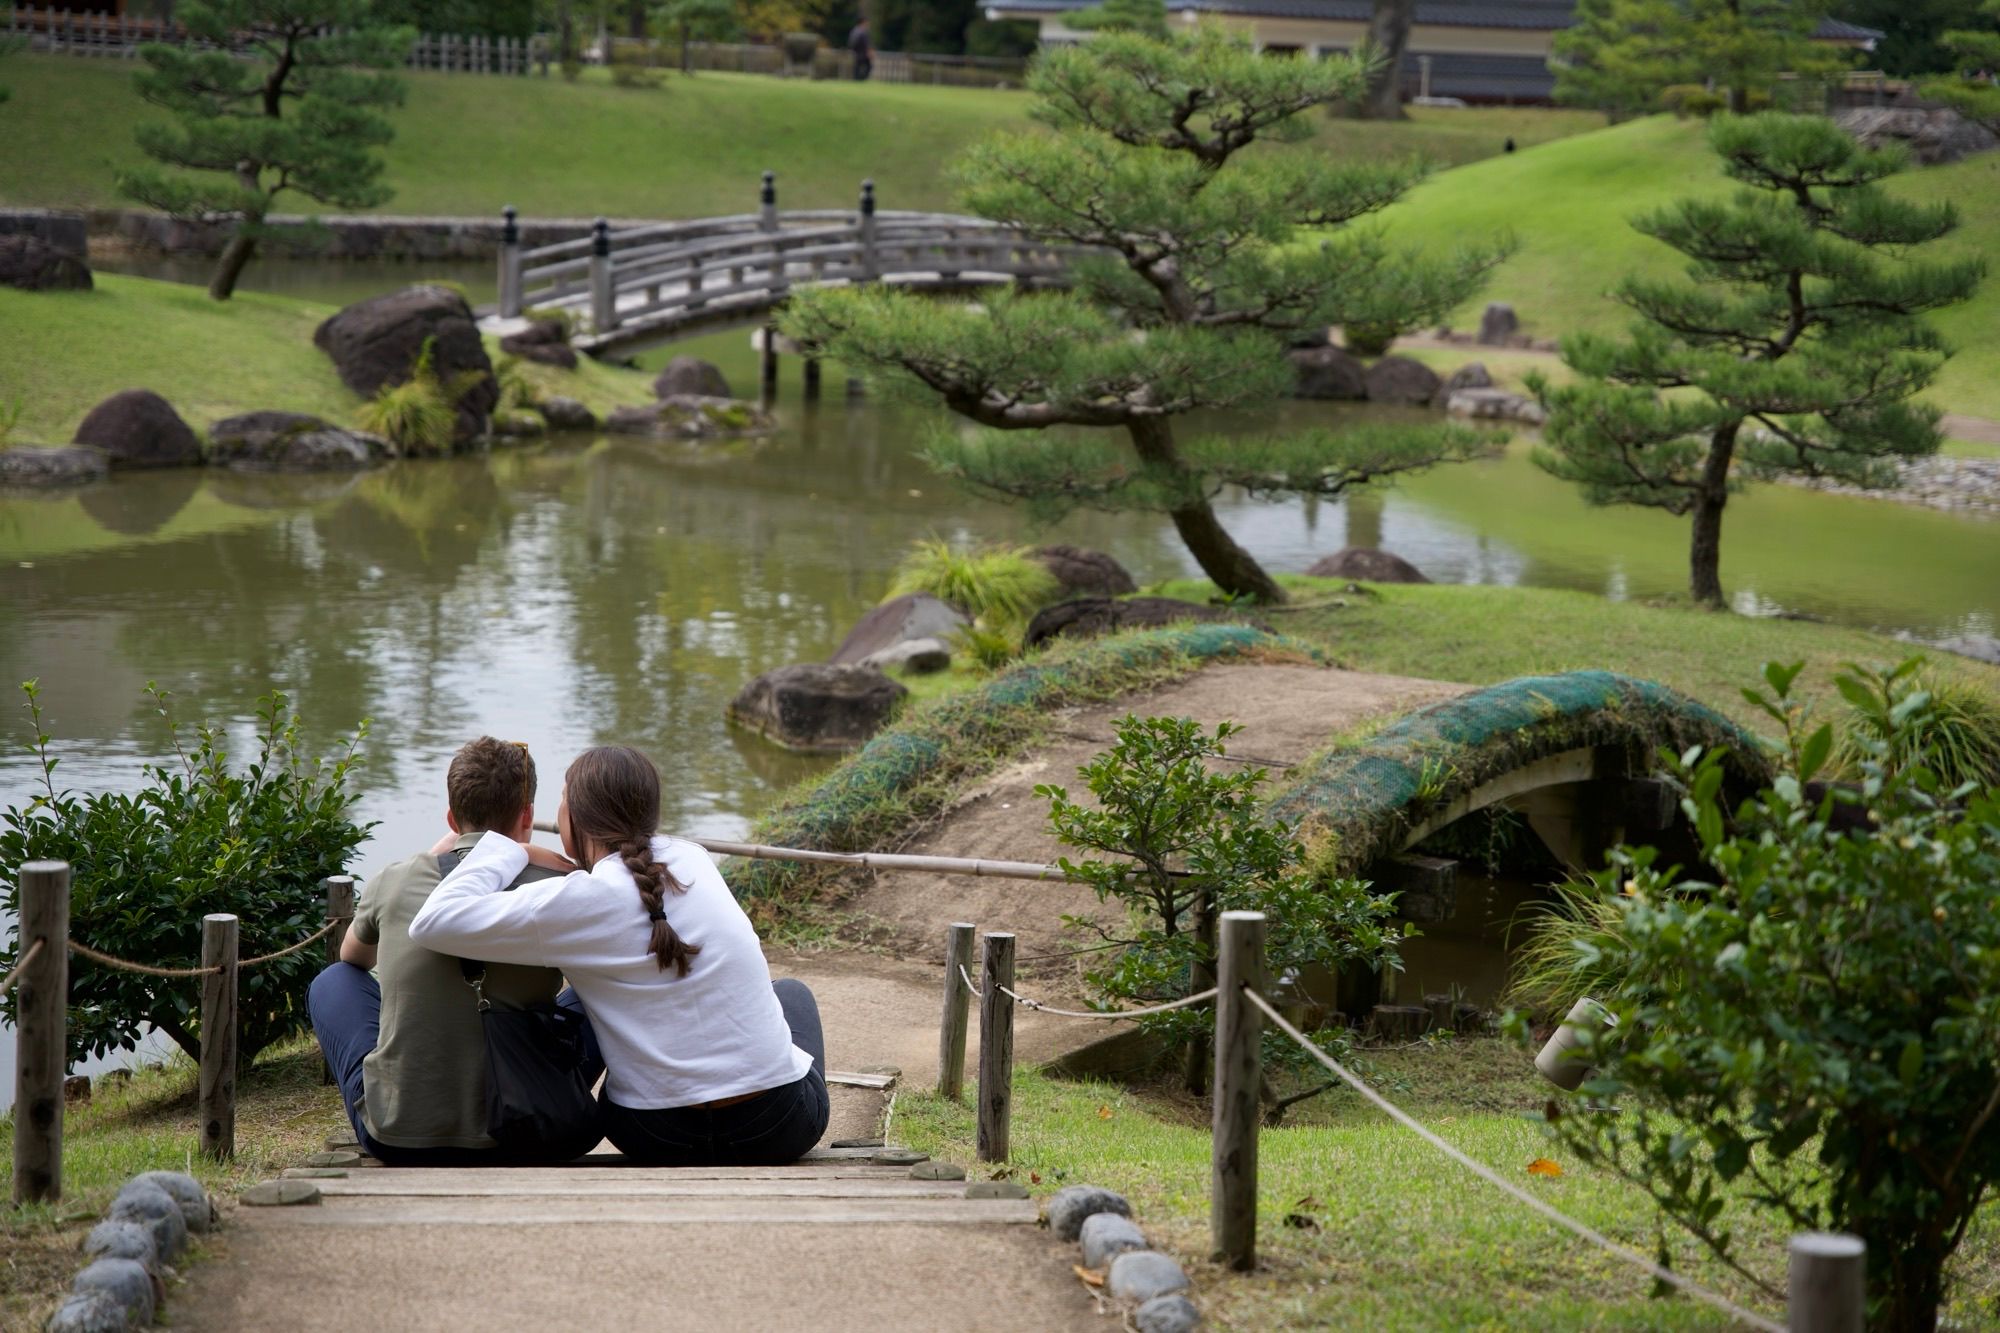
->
[309,737,599,1164]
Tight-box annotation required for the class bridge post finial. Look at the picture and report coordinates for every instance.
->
[589,217,616,335]
[592,216,611,257]
[497,205,523,318]
[760,170,778,233]
[860,178,875,217]
[858,179,879,281]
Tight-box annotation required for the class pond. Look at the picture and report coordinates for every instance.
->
[3,259,1997,1102]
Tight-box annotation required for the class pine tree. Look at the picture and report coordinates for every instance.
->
[1926,0,2000,134]
[118,1,413,302]
[1066,0,1169,39]
[1531,115,1983,608]
[1553,0,1846,117]
[782,27,1504,605]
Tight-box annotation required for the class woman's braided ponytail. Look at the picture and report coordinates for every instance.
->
[565,746,700,976]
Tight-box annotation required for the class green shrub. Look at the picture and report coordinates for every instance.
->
[495,355,538,414]
[1833,667,2000,792]
[1518,658,2000,1332]
[1501,879,1630,1019]
[354,336,485,456]
[887,537,1060,630]
[1341,321,1400,357]
[953,624,1019,671]
[0,682,370,1071]
[1659,83,1726,118]
[1041,715,1406,1091]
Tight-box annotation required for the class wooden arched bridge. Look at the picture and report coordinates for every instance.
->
[488,174,1091,353]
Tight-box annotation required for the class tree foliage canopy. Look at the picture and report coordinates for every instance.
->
[783,26,1503,604]
[1553,0,1848,117]
[1531,114,1982,605]
[1924,0,2000,134]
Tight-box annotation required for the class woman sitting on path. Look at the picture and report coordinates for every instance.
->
[410,744,829,1166]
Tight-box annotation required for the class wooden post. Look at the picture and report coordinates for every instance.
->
[1211,909,1266,1270]
[760,323,779,403]
[936,922,974,1099]
[759,169,778,233]
[497,205,522,319]
[975,931,1015,1163]
[1788,1233,1865,1333]
[199,913,238,1161]
[858,178,878,281]
[803,357,822,401]
[321,875,356,1084]
[12,861,70,1205]
[588,217,615,333]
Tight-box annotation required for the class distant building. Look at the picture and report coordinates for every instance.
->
[982,0,1885,105]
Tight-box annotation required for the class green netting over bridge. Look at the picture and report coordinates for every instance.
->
[1267,670,1773,874]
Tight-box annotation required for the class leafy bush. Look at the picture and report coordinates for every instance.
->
[953,624,1019,671]
[1518,659,2000,1332]
[354,336,484,455]
[0,682,371,1071]
[609,51,663,88]
[1659,83,1725,117]
[1341,321,1400,357]
[887,537,1059,631]
[1833,667,2000,792]
[1040,716,1406,1092]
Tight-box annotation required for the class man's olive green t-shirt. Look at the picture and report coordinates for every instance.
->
[350,832,567,1150]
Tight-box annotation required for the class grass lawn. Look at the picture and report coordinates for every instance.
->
[1,57,1599,222]
[0,1038,347,1329]
[1144,577,2000,729]
[1383,116,2000,420]
[0,272,654,442]
[893,1044,2000,1330]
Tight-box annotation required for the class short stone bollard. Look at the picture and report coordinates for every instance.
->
[1135,1293,1204,1333]
[108,1180,188,1262]
[1045,1184,1132,1241]
[44,1290,130,1333]
[129,1170,214,1233]
[71,1257,155,1325]
[81,1220,158,1270]
[1080,1213,1149,1269]
[1107,1251,1191,1306]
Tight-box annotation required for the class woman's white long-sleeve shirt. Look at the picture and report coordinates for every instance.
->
[409,829,812,1110]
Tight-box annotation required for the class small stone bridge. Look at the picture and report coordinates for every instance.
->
[486,175,1090,353]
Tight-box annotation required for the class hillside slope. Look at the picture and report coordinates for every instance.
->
[1383,116,2000,418]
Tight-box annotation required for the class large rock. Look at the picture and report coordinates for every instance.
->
[858,637,952,675]
[603,394,773,439]
[1835,105,1997,166]
[313,285,498,442]
[539,396,598,431]
[1031,544,1136,599]
[1288,344,1368,400]
[1364,355,1443,406]
[130,1169,216,1233]
[727,663,907,753]
[0,444,108,488]
[107,1180,187,1262]
[653,355,733,400]
[1022,597,1264,650]
[499,318,578,369]
[1476,302,1520,346]
[71,390,202,469]
[1046,1185,1132,1241]
[1446,387,1546,424]
[1107,1251,1191,1306]
[830,593,970,666]
[0,234,92,291]
[1434,362,1492,404]
[207,411,388,472]
[1305,547,1430,584]
[70,1258,155,1326]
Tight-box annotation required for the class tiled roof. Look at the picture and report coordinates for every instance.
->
[997,0,1883,41]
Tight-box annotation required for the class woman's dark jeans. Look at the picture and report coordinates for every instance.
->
[602,978,831,1167]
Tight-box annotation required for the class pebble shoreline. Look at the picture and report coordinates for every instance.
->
[1784,456,2000,517]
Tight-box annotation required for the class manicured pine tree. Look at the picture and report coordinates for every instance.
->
[654,0,738,71]
[1531,114,1983,608]
[118,1,414,302]
[782,26,1504,605]
[1554,0,1846,117]
[1066,0,1169,39]
[1927,0,2000,134]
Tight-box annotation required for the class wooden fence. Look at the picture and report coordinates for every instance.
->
[610,36,1026,87]
[2,7,540,74]
[496,174,1092,349]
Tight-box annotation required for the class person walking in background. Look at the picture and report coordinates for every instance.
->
[848,14,873,81]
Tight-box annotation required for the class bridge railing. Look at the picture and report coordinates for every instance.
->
[496,174,1094,345]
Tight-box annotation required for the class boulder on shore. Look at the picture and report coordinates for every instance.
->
[1445,387,1545,425]
[539,396,598,431]
[1305,547,1430,584]
[1434,362,1493,404]
[653,356,732,400]
[859,637,952,675]
[207,411,389,471]
[830,593,970,666]
[0,444,109,488]
[604,394,773,439]
[0,234,92,292]
[313,285,498,442]
[499,318,579,369]
[1476,302,1520,346]
[1023,597,1265,650]
[1288,344,1368,401]
[1364,355,1443,406]
[727,663,907,753]
[1031,544,1136,599]
[71,390,202,469]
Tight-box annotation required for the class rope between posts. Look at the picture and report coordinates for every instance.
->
[66,917,350,978]
[958,964,1218,1020]
[0,937,44,998]
[1240,987,1785,1333]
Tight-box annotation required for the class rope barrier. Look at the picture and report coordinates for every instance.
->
[66,917,350,979]
[1239,987,1785,1333]
[0,936,44,998]
[958,964,1218,1020]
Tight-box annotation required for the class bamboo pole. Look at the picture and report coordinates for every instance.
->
[1211,909,1266,1270]
[12,861,70,1204]
[975,932,1015,1163]
[199,914,238,1161]
[937,922,975,1099]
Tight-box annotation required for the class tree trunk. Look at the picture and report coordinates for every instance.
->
[680,21,691,73]
[1357,0,1416,121]
[1687,424,1738,608]
[628,0,648,39]
[208,230,258,302]
[1126,418,1288,605]
[558,0,574,64]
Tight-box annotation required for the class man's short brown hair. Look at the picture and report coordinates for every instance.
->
[447,737,537,833]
